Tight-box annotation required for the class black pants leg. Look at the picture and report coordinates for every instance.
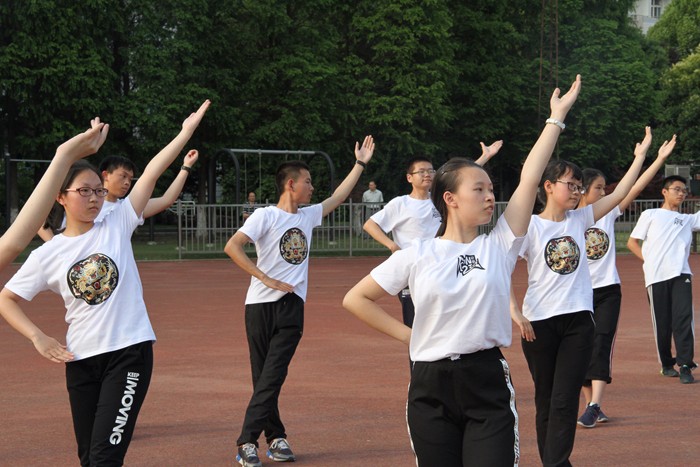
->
[407,349,518,467]
[522,311,594,467]
[398,288,415,328]
[650,275,696,368]
[66,341,153,467]
[585,284,622,384]
[237,293,304,447]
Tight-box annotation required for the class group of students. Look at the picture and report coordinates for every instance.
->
[0,101,209,466]
[0,74,695,467]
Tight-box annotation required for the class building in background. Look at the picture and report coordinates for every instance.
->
[629,0,673,33]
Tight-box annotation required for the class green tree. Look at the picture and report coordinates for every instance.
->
[648,0,700,64]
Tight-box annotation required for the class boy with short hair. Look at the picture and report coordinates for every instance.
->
[225,136,375,467]
[363,141,502,328]
[627,173,698,384]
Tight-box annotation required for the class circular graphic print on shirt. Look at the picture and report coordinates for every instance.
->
[585,227,610,261]
[66,253,119,305]
[279,227,308,265]
[544,236,580,275]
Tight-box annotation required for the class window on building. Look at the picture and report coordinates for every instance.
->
[651,0,662,18]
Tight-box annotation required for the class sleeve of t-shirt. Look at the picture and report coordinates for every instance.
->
[691,211,700,231]
[518,217,533,260]
[370,198,399,232]
[4,250,49,301]
[370,248,413,295]
[305,203,323,228]
[630,210,651,240]
[239,207,267,243]
[581,204,595,228]
[492,215,524,264]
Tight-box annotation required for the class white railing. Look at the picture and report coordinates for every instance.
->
[171,199,698,258]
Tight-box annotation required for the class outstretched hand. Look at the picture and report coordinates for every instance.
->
[55,118,110,162]
[182,100,211,133]
[183,149,199,167]
[480,140,503,160]
[355,135,375,164]
[657,134,677,160]
[550,74,582,121]
[634,126,653,158]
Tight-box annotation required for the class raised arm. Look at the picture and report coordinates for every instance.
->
[0,121,109,271]
[129,100,210,216]
[618,131,677,211]
[474,140,503,166]
[321,135,375,217]
[591,134,649,222]
[504,75,582,237]
[342,275,411,345]
[143,150,198,218]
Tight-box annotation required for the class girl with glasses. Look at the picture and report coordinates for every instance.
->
[509,126,649,465]
[576,129,676,427]
[0,100,209,466]
[344,76,581,466]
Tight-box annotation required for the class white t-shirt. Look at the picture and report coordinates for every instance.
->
[520,205,595,322]
[239,204,323,304]
[370,195,441,249]
[371,216,523,362]
[5,198,154,361]
[585,206,621,288]
[95,199,119,223]
[629,208,700,287]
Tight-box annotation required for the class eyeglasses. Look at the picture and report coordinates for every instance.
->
[555,180,585,194]
[64,187,109,197]
[409,169,436,176]
[667,187,689,195]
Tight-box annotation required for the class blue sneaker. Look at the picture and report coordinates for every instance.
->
[267,438,296,462]
[597,408,609,423]
[237,443,262,467]
[577,403,601,428]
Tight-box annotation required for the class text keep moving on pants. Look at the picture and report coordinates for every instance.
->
[407,348,519,467]
[237,293,304,447]
[66,341,153,467]
[522,311,594,467]
[647,274,696,368]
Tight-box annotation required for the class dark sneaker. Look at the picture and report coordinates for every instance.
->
[597,408,609,423]
[661,366,679,377]
[267,438,296,462]
[577,403,601,428]
[680,365,694,384]
[237,443,262,467]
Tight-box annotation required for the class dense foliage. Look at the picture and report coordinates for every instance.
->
[1,0,694,223]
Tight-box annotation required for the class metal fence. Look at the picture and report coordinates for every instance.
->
[171,199,700,258]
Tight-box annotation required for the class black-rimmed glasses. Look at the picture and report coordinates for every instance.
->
[409,169,437,176]
[64,187,109,197]
[555,180,585,194]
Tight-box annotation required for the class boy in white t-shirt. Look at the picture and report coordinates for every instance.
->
[363,156,442,328]
[225,136,375,467]
[627,175,699,384]
[363,143,502,329]
[39,150,198,238]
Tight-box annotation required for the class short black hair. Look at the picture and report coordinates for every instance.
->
[275,161,311,196]
[663,175,687,189]
[406,156,432,174]
[99,155,137,175]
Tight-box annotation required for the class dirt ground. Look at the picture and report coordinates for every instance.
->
[0,255,698,466]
